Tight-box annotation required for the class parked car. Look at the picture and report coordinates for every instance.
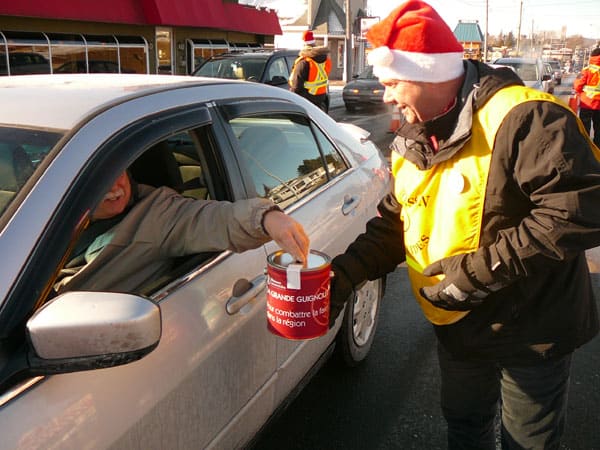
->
[492,57,554,93]
[342,65,385,112]
[0,74,390,449]
[193,48,330,112]
[545,59,563,85]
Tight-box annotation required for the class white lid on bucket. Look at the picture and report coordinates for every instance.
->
[276,251,329,269]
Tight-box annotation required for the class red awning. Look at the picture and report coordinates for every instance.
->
[142,0,281,35]
[0,0,281,35]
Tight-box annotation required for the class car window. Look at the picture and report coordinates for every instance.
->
[285,55,299,72]
[0,127,61,218]
[357,65,375,79]
[55,126,216,298]
[196,56,266,80]
[506,63,537,81]
[266,57,289,82]
[230,116,347,208]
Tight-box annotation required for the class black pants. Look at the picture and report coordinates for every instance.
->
[437,344,572,449]
[579,107,600,147]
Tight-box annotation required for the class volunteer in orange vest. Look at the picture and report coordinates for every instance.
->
[289,30,331,111]
[327,1,600,449]
[574,47,600,147]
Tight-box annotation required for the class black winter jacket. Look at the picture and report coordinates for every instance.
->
[333,60,600,365]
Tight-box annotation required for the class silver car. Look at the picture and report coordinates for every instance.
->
[492,57,555,94]
[0,75,390,449]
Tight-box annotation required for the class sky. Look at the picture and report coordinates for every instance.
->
[244,0,600,39]
[367,0,600,38]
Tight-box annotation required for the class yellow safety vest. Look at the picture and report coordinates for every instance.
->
[393,86,596,325]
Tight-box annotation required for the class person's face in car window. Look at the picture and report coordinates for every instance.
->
[92,171,131,220]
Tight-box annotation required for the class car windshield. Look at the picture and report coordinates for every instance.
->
[548,61,560,70]
[501,62,538,81]
[357,66,376,79]
[0,127,61,218]
[195,56,267,80]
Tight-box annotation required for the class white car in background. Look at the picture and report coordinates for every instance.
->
[0,75,390,449]
[492,57,555,94]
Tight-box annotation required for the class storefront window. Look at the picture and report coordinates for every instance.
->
[84,34,118,72]
[3,31,51,75]
[47,33,86,73]
[186,38,230,74]
[116,36,148,74]
[0,33,7,76]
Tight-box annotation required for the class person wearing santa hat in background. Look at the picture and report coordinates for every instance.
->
[327,1,600,449]
[288,29,331,111]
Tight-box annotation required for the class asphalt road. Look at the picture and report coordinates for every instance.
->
[254,264,599,450]
[253,74,600,450]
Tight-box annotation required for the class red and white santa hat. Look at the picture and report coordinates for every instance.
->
[366,0,464,83]
[302,30,316,46]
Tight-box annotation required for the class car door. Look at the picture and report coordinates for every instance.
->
[0,101,278,449]
[264,55,290,87]
[215,99,375,407]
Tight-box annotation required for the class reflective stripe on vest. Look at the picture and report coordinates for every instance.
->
[582,64,600,99]
[302,57,329,95]
[393,86,593,326]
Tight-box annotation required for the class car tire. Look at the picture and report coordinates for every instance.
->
[345,103,356,112]
[335,277,383,367]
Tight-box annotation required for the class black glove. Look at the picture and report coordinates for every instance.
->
[329,264,354,329]
[419,250,506,311]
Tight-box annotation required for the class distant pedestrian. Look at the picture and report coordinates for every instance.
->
[289,30,331,112]
[574,47,600,147]
[328,1,600,449]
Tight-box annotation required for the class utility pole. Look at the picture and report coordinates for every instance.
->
[516,0,523,56]
[484,0,488,61]
[345,0,352,82]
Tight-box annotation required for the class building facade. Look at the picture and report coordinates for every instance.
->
[0,0,280,76]
[275,0,369,81]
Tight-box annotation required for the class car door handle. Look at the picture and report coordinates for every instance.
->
[341,194,361,216]
[226,274,267,315]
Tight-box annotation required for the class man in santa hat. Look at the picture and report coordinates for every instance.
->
[288,29,331,111]
[327,1,600,448]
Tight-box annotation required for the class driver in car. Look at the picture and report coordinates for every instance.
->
[55,170,309,293]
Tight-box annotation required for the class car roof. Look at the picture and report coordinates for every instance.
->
[0,74,244,130]
[208,49,299,59]
[494,57,539,64]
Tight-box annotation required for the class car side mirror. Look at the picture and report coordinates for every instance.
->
[0,291,161,391]
[26,291,161,374]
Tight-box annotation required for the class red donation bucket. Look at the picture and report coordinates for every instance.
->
[266,250,332,340]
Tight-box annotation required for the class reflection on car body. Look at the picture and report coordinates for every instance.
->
[0,74,390,449]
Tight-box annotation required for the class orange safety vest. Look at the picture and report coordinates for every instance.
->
[582,64,600,100]
[293,56,331,96]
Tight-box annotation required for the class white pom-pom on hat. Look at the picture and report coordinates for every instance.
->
[367,46,394,68]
